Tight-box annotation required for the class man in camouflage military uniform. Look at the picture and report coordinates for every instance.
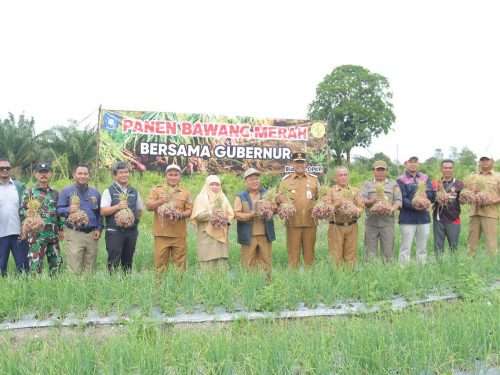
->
[278,152,319,268]
[20,163,64,274]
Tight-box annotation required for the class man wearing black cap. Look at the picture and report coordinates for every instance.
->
[278,152,319,268]
[468,156,500,256]
[20,163,64,274]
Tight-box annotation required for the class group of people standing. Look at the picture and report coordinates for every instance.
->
[0,152,498,276]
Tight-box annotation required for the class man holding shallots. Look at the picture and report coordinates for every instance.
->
[397,156,435,264]
[467,156,500,256]
[57,164,102,273]
[361,160,402,262]
[278,152,319,268]
[20,163,64,274]
[146,164,192,272]
[431,159,464,255]
[234,168,276,275]
[100,161,143,272]
[327,166,364,267]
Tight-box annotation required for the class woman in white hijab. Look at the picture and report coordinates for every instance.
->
[191,175,234,270]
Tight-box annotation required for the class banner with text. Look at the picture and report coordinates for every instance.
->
[99,109,328,175]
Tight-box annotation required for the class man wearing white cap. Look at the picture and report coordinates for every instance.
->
[234,168,276,275]
[468,156,500,256]
[146,164,193,272]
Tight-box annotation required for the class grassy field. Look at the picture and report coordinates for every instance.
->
[1,172,498,320]
[0,294,498,374]
[2,172,498,374]
[0,246,498,320]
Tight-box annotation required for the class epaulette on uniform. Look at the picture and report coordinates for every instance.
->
[282,174,292,181]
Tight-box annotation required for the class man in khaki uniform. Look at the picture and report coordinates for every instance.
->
[327,167,364,266]
[361,160,402,262]
[146,164,193,272]
[468,156,500,256]
[278,152,319,268]
[234,168,276,274]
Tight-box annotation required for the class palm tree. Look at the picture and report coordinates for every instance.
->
[38,123,97,176]
[0,113,38,175]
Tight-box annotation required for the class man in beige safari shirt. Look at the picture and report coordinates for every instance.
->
[361,160,402,262]
[468,156,500,256]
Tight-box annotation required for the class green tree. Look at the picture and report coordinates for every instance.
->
[309,65,396,165]
[0,113,38,175]
[457,147,477,168]
[38,122,97,177]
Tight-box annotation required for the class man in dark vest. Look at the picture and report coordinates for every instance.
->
[100,161,144,272]
[234,168,276,275]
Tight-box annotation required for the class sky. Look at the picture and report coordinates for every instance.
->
[1,0,499,162]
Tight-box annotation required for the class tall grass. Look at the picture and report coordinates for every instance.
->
[2,172,497,320]
[0,252,497,320]
[0,296,498,374]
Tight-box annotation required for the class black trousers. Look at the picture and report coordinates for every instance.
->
[433,220,461,255]
[105,228,138,272]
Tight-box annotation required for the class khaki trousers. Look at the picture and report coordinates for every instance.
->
[286,226,316,268]
[468,216,498,256]
[154,236,186,272]
[364,224,395,262]
[65,228,98,273]
[328,223,358,266]
[240,235,272,273]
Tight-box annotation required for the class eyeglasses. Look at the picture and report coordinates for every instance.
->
[0,167,11,171]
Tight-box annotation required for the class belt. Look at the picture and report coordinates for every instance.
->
[65,224,97,233]
[329,220,357,226]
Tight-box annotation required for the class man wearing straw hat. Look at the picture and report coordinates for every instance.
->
[234,168,276,275]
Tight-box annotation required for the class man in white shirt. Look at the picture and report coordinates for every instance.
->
[100,161,144,272]
[0,158,28,275]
